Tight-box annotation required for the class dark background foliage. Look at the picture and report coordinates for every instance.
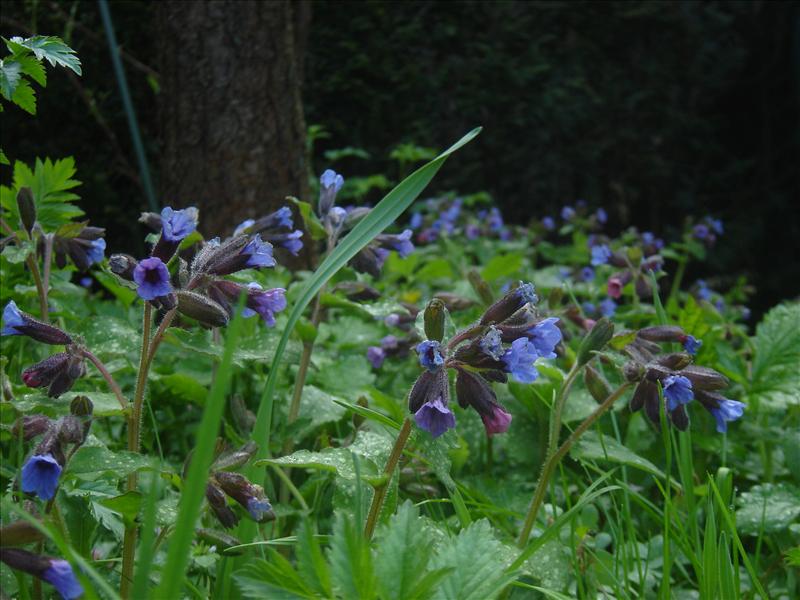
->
[2,0,798,317]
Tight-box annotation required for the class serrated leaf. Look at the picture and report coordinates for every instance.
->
[328,514,376,599]
[0,59,22,98]
[750,303,800,406]
[736,483,800,535]
[432,520,516,600]
[235,560,308,599]
[295,521,332,597]
[10,78,35,114]
[9,36,81,75]
[16,54,46,86]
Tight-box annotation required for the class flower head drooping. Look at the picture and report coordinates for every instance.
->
[233,219,256,237]
[2,301,73,345]
[681,335,702,355]
[161,206,199,242]
[377,229,414,258]
[414,396,456,438]
[416,340,444,372]
[42,559,84,600]
[246,497,273,521]
[133,257,173,301]
[591,244,612,266]
[267,230,304,256]
[662,375,694,412]
[702,395,745,433]
[2,300,26,336]
[240,283,286,326]
[367,346,386,369]
[502,338,541,383]
[86,238,106,266]
[21,453,62,500]
[241,234,276,268]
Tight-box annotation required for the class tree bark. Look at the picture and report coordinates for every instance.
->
[156,0,311,242]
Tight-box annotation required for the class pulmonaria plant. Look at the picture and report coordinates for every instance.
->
[408,284,563,438]
[623,325,744,432]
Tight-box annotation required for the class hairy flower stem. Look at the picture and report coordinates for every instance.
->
[364,417,413,540]
[120,302,152,599]
[27,255,49,323]
[79,349,127,410]
[517,382,631,548]
[41,234,54,316]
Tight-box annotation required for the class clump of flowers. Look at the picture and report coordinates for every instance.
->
[408,285,562,437]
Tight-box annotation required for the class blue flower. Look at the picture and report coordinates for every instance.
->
[561,206,575,221]
[663,375,694,412]
[596,208,608,224]
[21,453,62,500]
[696,280,712,301]
[2,300,26,336]
[487,207,504,231]
[502,337,540,383]
[242,283,286,326]
[381,335,399,350]
[707,217,723,235]
[409,212,423,230]
[580,266,595,281]
[233,219,255,237]
[79,277,92,288]
[479,326,504,360]
[542,216,556,231]
[160,206,199,242]
[241,235,276,268]
[381,229,414,258]
[527,317,562,359]
[384,314,401,327]
[590,244,612,266]
[246,497,273,521]
[710,398,745,433]
[133,257,173,301]
[319,169,344,216]
[582,302,596,316]
[414,396,456,438]
[465,224,480,239]
[86,238,106,265]
[416,340,444,371]
[270,206,293,229]
[367,346,386,369]
[693,223,710,240]
[42,559,83,600]
[682,335,702,355]
[599,298,617,318]
[269,230,304,256]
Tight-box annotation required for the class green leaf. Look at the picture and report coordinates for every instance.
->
[235,558,310,599]
[10,78,36,114]
[750,303,800,409]
[736,483,800,535]
[0,148,9,165]
[328,514,376,599]
[0,59,22,99]
[432,520,516,600]
[8,36,82,75]
[570,431,667,480]
[16,54,46,86]
[481,253,523,281]
[415,258,453,282]
[65,446,151,478]
[290,197,328,240]
[295,521,332,597]
[98,491,142,528]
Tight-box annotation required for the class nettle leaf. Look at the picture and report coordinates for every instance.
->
[736,483,800,535]
[750,303,800,410]
[8,36,82,75]
[15,54,46,87]
[328,514,376,600]
[431,519,516,600]
[570,431,667,481]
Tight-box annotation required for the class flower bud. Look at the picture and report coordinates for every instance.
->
[637,326,686,343]
[57,416,87,445]
[654,353,692,370]
[2,301,73,345]
[22,353,70,389]
[16,187,36,234]
[70,395,94,417]
[109,254,138,281]
[196,528,243,555]
[584,365,613,404]
[212,441,258,471]
[423,298,446,342]
[680,365,729,391]
[433,293,475,312]
[11,415,53,441]
[576,318,614,366]
[206,483,238,529]
[177,291,230,328]
[0,520,45,546]
[214,471,274,522]
[480,282,537,325]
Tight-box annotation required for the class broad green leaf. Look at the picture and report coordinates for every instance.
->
[431,519,516,600]
[8,36,82,74]
[16,54,46,86]
[0,59,22,98]
[750,303,800,408]
[481,253,523,281]
[570,431,667,480]
[98,491,142,527]
[736,483,800,535]
[290,197,327,240]
[65,446,150,478]
[10,78,35,114]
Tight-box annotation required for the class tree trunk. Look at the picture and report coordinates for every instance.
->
[156,0,311,243]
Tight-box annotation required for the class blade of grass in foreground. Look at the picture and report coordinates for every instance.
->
[153,306,246,600]
[238,127,481,538]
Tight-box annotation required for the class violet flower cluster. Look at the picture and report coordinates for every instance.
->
[410,197,512,244]
[408,283,562,438]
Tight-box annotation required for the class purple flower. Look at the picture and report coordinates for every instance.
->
[380,229,414,257]
[502,337,540,383]
[160,206,199,242]
[233,219,255,237]
[409,212,423,230]
[580,266,595,281]
[542,216,556,231]
[465,224,480,239]
[499,228,512,241]
[242,235,276,268]
[663,375,694,412]
[21,453,62,500]
[596,208,608,224]
[479,326,504,360]
[707,217,723,235]
[242,283,286,326]
[590,244,612,266]
[582,302,596,316]
[2,300,26,336]
[270,206,293,230]
[133,257,173,301]
[79,277,92,288]
[319,169,344,216]
[682,335,702,355]
[599,298,617,318]
[384,314,400,327]
[481,404,512,435]
[381,335,399,350]
[561,205,575,221]
[416,340,444,372]
[42,559,83,600]
[710,398,745,433]
[487,207,504,231]
[269,230,304,256]
[246,497,273,521]
[527,317,562,359]
[693,224,710,240]
[86,238,106,265]
[367,346,386,369]
[414,396,456,438]
[696,280,712,301]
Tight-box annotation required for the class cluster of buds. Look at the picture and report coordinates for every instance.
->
[232,205,304,257]
[2,301,86,397]
[557,201,608,230]
[12,396,93,501]
[0,548,82,599]
[623,326,744,432]
[112,206,287,328]
[201,441,274,529]
[410,198,513,244]
[408,284,563,438]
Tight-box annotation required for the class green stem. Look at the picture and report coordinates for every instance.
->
[79,348,127,410]
[517,382,630,548]
[668,253,688,306]
[364,417,413,540]
[26,254,49,323]
[271,466,309,512]
[120,302,152,599]
[40,234,54,318]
